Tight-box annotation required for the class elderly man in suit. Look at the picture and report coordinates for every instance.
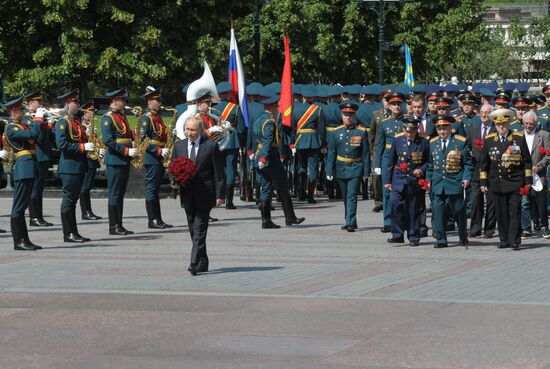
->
[172,116,225,275]
[468,104,497,238]
[520,110,550,238]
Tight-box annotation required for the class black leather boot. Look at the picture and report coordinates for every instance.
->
[62,212,86,243]
[108,205,125,235]
[298,173,307,201]
[71,210,90,242]
[307,181,316,204]
[36,198,53,226]
[146,200,165,229]
[80,192,101,220]
[261,200,280,229]
[282,195,305,226]
[117,204,133,235]
[156,199,172,228]
[12,217,35,251]
[225,186,237,209]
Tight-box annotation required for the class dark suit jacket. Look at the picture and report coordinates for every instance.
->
[468,122,496,181]
[173,137,225,210]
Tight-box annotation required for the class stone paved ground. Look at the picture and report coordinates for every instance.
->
[1,195,550,369]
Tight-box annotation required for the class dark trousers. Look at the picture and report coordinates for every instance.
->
[60,173,85,214]
[185,206,210,265]
[256,160,290,201]
[144,164,164,201]
[522,187,549,230]
[11,178,34,218]
[225,149,239,186]
[432,193,467,246]
[30,161,49,199]
[494,191,522,246]
[81,166,97,194]
[469,180,496,234]
[372,174,382,206]
[338,177,360,226]
[106,165,130,206]
[390,186,423,242]
[296,148,319,183]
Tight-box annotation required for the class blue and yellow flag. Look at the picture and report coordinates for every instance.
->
[404,43,415,87]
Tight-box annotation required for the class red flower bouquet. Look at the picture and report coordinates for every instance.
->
[539,146,547,155]
[519,185,530,196]
[473,139,483,150]
[400,162,408,172]
[418,179,431,190]
[168,157,197,187]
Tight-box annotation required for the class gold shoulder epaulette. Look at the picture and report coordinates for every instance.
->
[146,112,152,117]
[395,132,405,137]
[454,134,466,142]
[357,126,367,131]
[25,112,31,116]
[486,132,497,138]
[513,131,524,137]
[455,115,463,121]
[419,133,429,139]
[382,117,392,122]
[107,111,113,116]
[334,125,345,131]
[63,115,69,119]
[430,136,440,143]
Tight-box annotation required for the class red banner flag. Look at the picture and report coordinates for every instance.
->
[278,34,292,127]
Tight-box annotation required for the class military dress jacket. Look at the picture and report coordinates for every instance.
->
[55,114,89,174]
[384,133,430,192]
[141,109,167,166]
[253,112,279,169]
[326,123,370,179]
[6,119,40,180]
[374,115,403,169]
[100,109,133,166]
[291,102,326,150]
[23,110,53,162]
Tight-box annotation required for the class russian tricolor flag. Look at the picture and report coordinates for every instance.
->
[228,28,250,127]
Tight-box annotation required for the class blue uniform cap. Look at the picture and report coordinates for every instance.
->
[479,88,494,97]
[347,84,362,95]
[57,89,80,103]
[2,96,24,111]
[301,85,317,98]
[486,82,499,93]
[246,82,263,95]
[216,81,233,94]
[433,115,455,126]
[105,88,128,100]
[471,83,484,94]
[259,95,279,105]
[402,117,420,131]
[339,102,359,113]
[411,84,427,95]
[503,82,516,92]
[395,83,411,96]
[24,90,43,102]
[144,86,161,100]
[444,84,458,93]
[516,82,529,93]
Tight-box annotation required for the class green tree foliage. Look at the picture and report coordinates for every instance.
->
[508,15,550,80]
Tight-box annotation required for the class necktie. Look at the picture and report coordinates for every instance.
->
[482,126,487,139]
[442,139,447,152]
[190,141,196,162]
[418,118,425,134]
[408,139,412,147]
[501,135,506,143]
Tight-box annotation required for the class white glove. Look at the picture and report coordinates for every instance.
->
[326,175,333,181]
[35,107,47,118]
[248,153,255,161]
[99,148,106,156]
[222,121,232,130]
[320,147,328,154]
[128,148,138,158]
[0,150,8,160]
[291,147,296,155]
[161,148,169,157]
[258,161,266,169]
[84,142,95,152]
[208,125,223,134]
[374,168,381,175]
[48,117,56,124]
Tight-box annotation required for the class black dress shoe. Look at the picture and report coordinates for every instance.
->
[188,264,197,275]
[409,241,419,247]
[341,225,349,230]
[459,239,469,247]
[262,220,281,229]
[14,240,36,251]
[446,224,455,231]
[419,227,428,238]
[434,243,448,248]
[484,231,495,239]
[225,203,237,210]
[372,205,382,213]
[29,218,53,227]
[82,211,101,220]
[159,221,173,228]
[387,237,404,243]
[512,243,520,250]
[197,259,209,273]
[148,220,166,229]
[346,226,355,233]
[469,231,481,238]
[119,226,134,235]
[64,233,86,243]
[0,229,6,233]
[497,243,510,249]
[209,216,218,222]
[286,217,305,226]
[75,233,91,242]
[380,226,391,233]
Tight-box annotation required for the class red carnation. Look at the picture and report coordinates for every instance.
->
[546,149,550,155]
[168,157,197,187]
[539,147,547,155]
[400,162,408,172]
[473,139,483,150]
[418,179,431,190]
[519,185,530,196]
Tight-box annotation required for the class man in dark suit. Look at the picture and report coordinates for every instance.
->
[468,104,497,238]
[173,116,225,275]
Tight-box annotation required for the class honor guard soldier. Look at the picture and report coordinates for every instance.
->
[253,95,304,229]
[384,118,429,246]
[4,97,42,250]
[24,91,54,227]
[0,121,7,233]
[427,116,473,248]
[291,85,326,203]
[141,87,172,229]
[55,89,94,242]
[213,81,246,209]
[326,102,370,232]
[374,91,404,233]
[101,88,138,235]
[79,100,105,220]
[480,109,532,249]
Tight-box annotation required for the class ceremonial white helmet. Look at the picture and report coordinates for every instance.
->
[489,108,516,124]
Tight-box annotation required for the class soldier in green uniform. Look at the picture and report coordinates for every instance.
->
[253,95,305,229]
[323,85,346,200]
[24,91,54,227]
[480,109,532,249]
[427,116,473,248]
[4,97,42,250]
[100,88,138,236]
[55,89,95,243]
[141,87,172,229]
[291,85,326,203]
[326,102,370,232]
[536,85,550,130]
[0,121,7,233]
[369,89,391,212]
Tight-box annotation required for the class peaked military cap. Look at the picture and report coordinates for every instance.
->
[216,82,233,94]
[57,89,80,103]
[385,91,404,103]
[513,96,531,108]
[433,115,455,126]
[339,102,358,113]
[494,92,511,105]
[411,84,427,95]
[24,90,43,102]
[516,82,529,94]
[479,88,495,97]
[402,117,420,131]
[444,84,458,93]
[144,86,161,100]
[533,94,546,105]
[435,97,453,108]
[542,84,550,95]
[2,96,24,112]
[489,108,516,124]
[346,84,362,95]
[80,100,97,113]
[246,82,263,95]
[259,95,279,105]
[105,88,128,100]
[459,92,477,104]
[503,82,516,93]
[301,85,317,98]
[427,91,440,101]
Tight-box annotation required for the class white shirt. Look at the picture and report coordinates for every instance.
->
[415,114,427,132]
[188,137,200,159]
[525,131,535,153]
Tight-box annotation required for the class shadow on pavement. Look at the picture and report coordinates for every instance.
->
[206,266,283,274]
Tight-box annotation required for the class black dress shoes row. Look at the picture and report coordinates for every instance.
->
[64,233,91,243]
[29,218,53,227]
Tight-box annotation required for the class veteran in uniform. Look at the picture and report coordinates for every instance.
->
[4,97,42,250]
[326,102,370,232]
[55,89,95,242]
[427,116,473,248]
[0,121,7,233]
[100,88,138,235]
[141,87,172,229]
[24,91,54,227]
[480,109,532,249]
[384,118,429,246]
[253,95,305,229]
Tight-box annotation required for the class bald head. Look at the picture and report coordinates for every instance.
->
[479,104,494,124]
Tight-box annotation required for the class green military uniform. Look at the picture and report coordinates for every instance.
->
[326,102,370,232]
[4,97,42,250]
[100,88,135,236]
[427,116,473,248]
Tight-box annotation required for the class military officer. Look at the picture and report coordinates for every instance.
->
[213,81,246,209]
[384,118,430,246]
[536,85,550,130]
[326,102,370,232]
[55,89,95,243]
[100,88,138,235]
[480,108,532,249]
[0,120,7,233]
[427,116,473,248]
[369,89,391,212]
[4,97,42,250]
[455,93,481,135]
[291,85,326,203]
[79,100,105,220]
[374,91,404,233]
[24,91,54,227]
[253,95,305,229]
[141,87,172,229]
